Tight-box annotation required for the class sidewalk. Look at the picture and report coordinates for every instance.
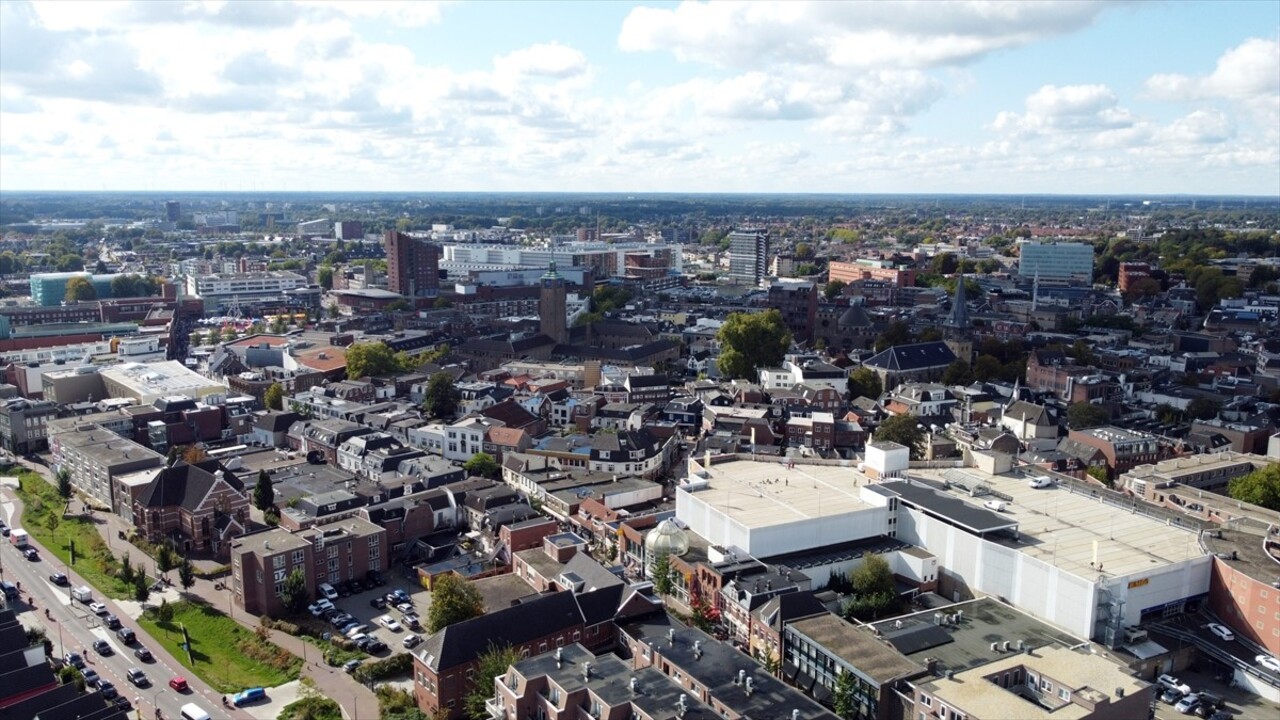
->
[16,458,381,718]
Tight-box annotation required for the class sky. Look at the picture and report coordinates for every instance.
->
[0,0,1277,195]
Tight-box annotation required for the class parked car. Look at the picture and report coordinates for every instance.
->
[392,588,410,603]
[134,646,153,662]
[403,634,422,649]
[335,582,350,598]
[318,582,339,600]
[48,571,68,586]
[349,578,365,592]
[379,615,403,632]
[1175,694,1201,714]
[232,687,267,707]
[983,500,1007,512]
[369,596,387,609]
[98,680,118,700]
[1256,654,1280,673]
[89,602,108,615]
[116,627,136,644]
[64,652,85,669]
[1162,687,1186,704]
[82,669,100,687]
[126,668,149,687]
[308,599,335,617]
[402,613,421,630]
[91,639,112,656]
[1206,623,1235,642]
[112,695,131,711]
[345,624,370,639]
[1208,710,1235,720]
[366,570,385,586]
[366,639,388,653]
[343,659,362,673]
[1028,476,1054,489]
[395,602,414,615]
[169,676,190,692]
[103,614,121,629]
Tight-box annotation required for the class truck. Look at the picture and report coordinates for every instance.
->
[71,586,93,604]
[9,529,28,548]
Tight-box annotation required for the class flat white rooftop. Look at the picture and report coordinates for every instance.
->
[692,458,871,529]
[912,469,1203,579]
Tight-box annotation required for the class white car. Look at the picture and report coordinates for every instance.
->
[1257,654,1280,673]
[307,599,334,617]
[379,615,403,632]
[89,602,109,615]
[1206,623,1235,642]
[1028,476,1054,489]
[318,582,339,601]
[983,500,1007,512]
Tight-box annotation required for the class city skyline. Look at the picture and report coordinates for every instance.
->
[1,0,1277,195]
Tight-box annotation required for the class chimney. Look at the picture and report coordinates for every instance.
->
[693,640,702,659]
[1115,687,1125,698]
[668,628,676,646]
[582,661,591,680]
[745,677,754,696]
[629,676,638,694]
[737,669,745,686]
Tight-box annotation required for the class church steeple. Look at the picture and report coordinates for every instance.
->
[945,274,970,332]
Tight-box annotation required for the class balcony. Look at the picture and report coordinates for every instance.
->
[484,696,507,720]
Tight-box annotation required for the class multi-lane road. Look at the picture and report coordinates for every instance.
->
[1,482,244,720]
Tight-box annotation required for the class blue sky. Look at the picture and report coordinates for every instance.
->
[1,0,1277,195]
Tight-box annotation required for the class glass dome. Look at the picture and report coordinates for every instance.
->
[645,519,690,558]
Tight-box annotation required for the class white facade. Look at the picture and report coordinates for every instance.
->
[184,271,307,304]
[407,424,445,455]
[866,442,910,478]
[444,417,494,462]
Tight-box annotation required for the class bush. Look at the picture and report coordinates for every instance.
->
[353,652,413,683]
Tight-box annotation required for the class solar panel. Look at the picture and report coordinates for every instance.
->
[884,623,954,655]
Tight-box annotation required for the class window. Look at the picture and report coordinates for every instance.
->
[292,550,304,565]
[1040,679,1052,692]
[273,555,285,569]
[920,695,932,708]
[1058,688,1070,701]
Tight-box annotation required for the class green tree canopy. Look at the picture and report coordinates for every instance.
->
[263,382,284,411]
[847,367,882,401]
[463,644,523,720]
[874,320,913,352]
[823,280,847,301]
[942,360,973,386]
[253,469,275,511]
[1186,397,1221,421]
[422,372,460,419]
[56,469,73,500]
[427,574,485,633]
[64,276,96,302]
[317,266,334,290]
[281,568,309,613]
[651,552,675,596]
[874,414,925,459]
[109,274,159,298]
[1228,464,1280,511]
[345,341,400,380]
[716,309,792,379]
[463,452,499,479]
[1067,402,1110,430]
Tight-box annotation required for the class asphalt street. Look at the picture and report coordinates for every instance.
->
[1,482,246,720]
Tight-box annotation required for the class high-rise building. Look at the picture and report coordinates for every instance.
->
[727,229,768,285]
[385,231,440,299]
[539,262,568,344]
[1018,241,1094,283]
[165,200,181,222]
[334,220,364,240]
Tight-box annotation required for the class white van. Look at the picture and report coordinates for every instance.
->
[180,703,211,720]
[319,582,339,600]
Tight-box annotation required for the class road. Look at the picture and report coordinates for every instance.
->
[1,482,248,720]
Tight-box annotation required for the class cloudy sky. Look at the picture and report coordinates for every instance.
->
[1,0,1277,195]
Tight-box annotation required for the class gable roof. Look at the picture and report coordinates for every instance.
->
[138,460,245,511]
[420,590,584,671]
[863,341,957,373]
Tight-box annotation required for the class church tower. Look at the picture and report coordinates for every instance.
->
[539,261,568,344]
[943,274,973,363]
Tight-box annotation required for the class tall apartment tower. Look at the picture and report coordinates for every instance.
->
[165,201,181,222]
[385,230,440,298]
[727,229,768,285]
[539,262,568,344]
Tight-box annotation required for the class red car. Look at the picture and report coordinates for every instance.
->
[168,676,189,692]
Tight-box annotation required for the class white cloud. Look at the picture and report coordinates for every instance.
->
[1146,38,1279,101]
[495,43,588,79]
[993,84,1137,135]
[619,0,1118,70]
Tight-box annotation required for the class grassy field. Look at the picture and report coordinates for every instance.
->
[137,601,301,693]
[12,471,135,599]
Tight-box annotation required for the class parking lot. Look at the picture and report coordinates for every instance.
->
[308,573,435,663]
[1152,667,1280,720]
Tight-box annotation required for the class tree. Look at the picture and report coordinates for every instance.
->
[134,573,150,603]
[972,353,1005,382]
[942,360,973,386]
[422,372,460,419]
[850,555,894,596]
[1186,397,1221,421]
[823,280,847,301]
[326,301,341,319]
[156,598,175,623]
[427,574,485,633]
[44,511,60,541]
[1067,402,1110,430]
[463,643,523,720]
[120,554,134,585]
[345,341,400,379]
[1087,465,1110,486]
[317,266,334,290]
[1124,276,1161,303]
[463,452,499,480]
[263,382,284,411]
[64,276,97,302]
[253,469,275,511]
[873,320,913,352]
[281,568,309,613]
[269,315,288,334]
[1228,464,1280,511]
[833,670,859,720]
[794,242,814,259]
[221,325,238,342]
[156,543,176,574]
[181,445,208,464]
[178,558,195,598]
[847,367,883,401]
[56,469,73,501]
[716,310,792,379]
[650,552,675,596]
[1069,339,1096,367]
[874,414,925,459]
